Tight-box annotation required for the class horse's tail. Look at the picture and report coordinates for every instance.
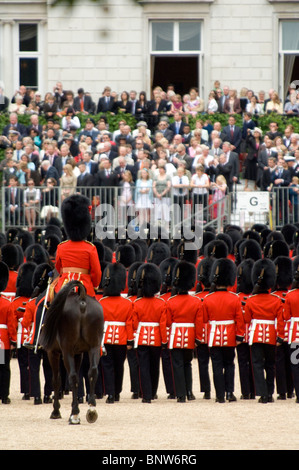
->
[40,280,87,351]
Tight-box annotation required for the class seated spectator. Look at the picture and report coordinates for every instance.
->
[206,91,218,114]
[42,93,58,120]
[8,94,27,115]
[265,91,283,114]
[60,163,77,201]
[40,177,59,223]
[61,107,81,132]
[184,88,205,122]
[223,89,242,115]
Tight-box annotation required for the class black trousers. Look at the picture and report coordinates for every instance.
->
[210,346,235,399]
[28,348,53,398]
[250,343,276,397]
[196,343,211,393]
[0,350,11,400]
[236,342,255,397]
[288,343,299,399]
[275,341,294,396]
[137,345,161,400]
[127,348,140,394]
[161,348,175,395]
[101,344,127,397]
[170,348,193,399]
[17,346,30,394]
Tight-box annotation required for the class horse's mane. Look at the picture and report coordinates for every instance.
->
[40,280,86,351]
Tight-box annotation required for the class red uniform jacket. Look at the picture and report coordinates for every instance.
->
[283,288,299,344]
[194,289,210,344]
[0,295,16,349]
[100,295,134,345]
[202,290,245,347]
[132,296,168,347]
[167,294,203,349]
[55,240,102,297]
[272,289,289,342]
[3,270,18,299]
[244,293,285,345]
[10,296,30,347]
[21,295,45,345]
[237,291,251,343]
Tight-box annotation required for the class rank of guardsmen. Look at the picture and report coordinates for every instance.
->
[1,195,299,406]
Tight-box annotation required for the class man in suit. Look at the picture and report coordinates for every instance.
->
[269,157,291,226]
[2,113,27,138]
[82,150,98,176]
[217,85,230,113]
[5,175,23,225]
[97,86,116,114]
[26,114,43,137]
[40,160,60,186]
[78,117,99,143]
[172,143,193,172]
[76,161,95,200]
[114,125,135,147]
[0,87,9,112]
[169,112,185,136]
[221,141,239,210]
[257,137,278,190]
[222,116,243,155]
[73,88,95,115]
[114,156,136,183]
[155,119,174,144]
[94,158,118,205]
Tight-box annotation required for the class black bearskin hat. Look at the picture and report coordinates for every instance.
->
[274,256,293,291]
[281,224,297,247]
[251,223,268,235]
[0,262,9,292]
[16,230,34,251]
[146,241,171,266]
[216,233,233,255]
[176,240,198,265]
[115,244,136,268]
[31,263,53,297]
[210,258,236,290]
[128,241,143,262]
[6,228,18,244]
[44,224,63,242]
[225,229,242,250]
[239,239,262,262]
[102,263,127,296]
[24,243,50,265]
[242,229,261,244]
[204,239,228,259]
[252,259,276,293]
[292,256,299,289]
[264,240,289,261]
[237,259,254,294]
[171,260,196,294]
[199,231,216,256]
[93,239,105,263]
[16,262,37,298]
[61,194,91,241]
[159,257,179,294]
[136,263,161,297]
[266,230,285,244]
[130,239,147,262]
[127,261,143,297]
[196,257,215,292]
[43,234,60,258]
[0,243,19,270]
[0,232,6,248]
[260,228,272,250]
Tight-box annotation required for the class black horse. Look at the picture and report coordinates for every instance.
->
[40,280,104,425]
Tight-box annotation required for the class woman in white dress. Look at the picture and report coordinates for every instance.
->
[135,169,153,227]
[119,170,135,227]
[152,162,172,226]
[190,164,210,223]
[24,178,41,230]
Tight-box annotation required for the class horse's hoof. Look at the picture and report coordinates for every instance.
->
[69,414,80,425]
[50,411,61,420]
[86,406,98,424]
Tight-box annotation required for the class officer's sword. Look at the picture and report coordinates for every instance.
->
[34,272,53,354]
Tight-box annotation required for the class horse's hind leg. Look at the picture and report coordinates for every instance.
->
[86,347,100,423]
[66,353,82,425]
[48,351,62,419]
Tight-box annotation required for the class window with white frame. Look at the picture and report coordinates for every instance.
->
[151,21,202,53]
[17,23,40,90]
[280,20,299,99]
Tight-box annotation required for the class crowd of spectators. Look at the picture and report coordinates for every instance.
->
[0,81,299,230]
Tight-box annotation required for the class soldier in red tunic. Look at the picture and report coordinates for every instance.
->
[194,257,215,400]
[0,262,17,404]
[244,259,285,403]
[132,263,168,403]
[236,259,255,400]
[100,262,134,403]
[272,256,294,400]
[283,256,299,402]
[167,260,203,403]
[1,243,20,301]
[54,194,102,297]
[201,258,245,403]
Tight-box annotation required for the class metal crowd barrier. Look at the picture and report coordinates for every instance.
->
[1,185,228,238]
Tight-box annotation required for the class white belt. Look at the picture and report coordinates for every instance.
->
[101,321,126,347]
[248,319,275,346]
[169,323,195,349]
[288,317,299,344]
[209,320,234,347]
[17,318,23,349]
[134,322,160,348]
